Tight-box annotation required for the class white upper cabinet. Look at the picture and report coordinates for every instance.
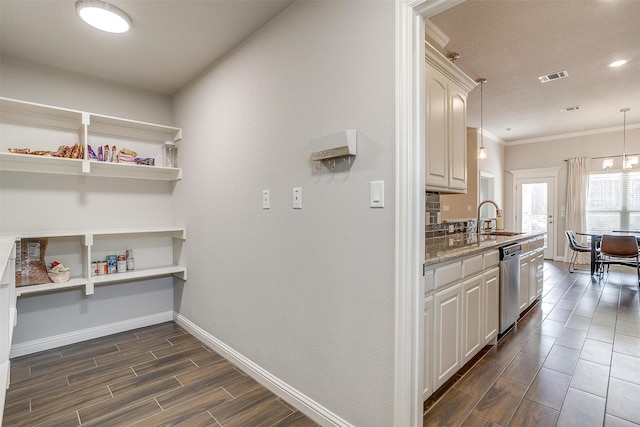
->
[425,43,476,194]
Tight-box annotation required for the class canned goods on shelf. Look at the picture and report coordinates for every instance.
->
[106,255,117,274]
[98,261,107,275]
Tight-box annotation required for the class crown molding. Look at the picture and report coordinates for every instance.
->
[506,122,640,146]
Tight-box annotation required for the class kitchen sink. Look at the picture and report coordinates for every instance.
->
[481,231,524,236]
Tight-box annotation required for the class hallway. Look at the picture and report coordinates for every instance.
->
[424,261,640,426]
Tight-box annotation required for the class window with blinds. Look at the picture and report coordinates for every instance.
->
[586,171,640,232]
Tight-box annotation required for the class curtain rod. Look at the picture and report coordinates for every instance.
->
[564,153,640,162]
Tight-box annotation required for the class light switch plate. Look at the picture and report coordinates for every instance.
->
[370,181,384,208]
[293,187,302,209]
[262,190,270,209]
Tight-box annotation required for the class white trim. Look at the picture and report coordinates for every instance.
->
[507,122,640,146]
[509,167,560,260]
[424,19,449,49]
[395,2,424,426]
[9,311,173,358]
[174,313,353,427]
[509,167,561,180]
[395,1,464,426]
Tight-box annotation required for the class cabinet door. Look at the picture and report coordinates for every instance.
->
[535,251,544,298]
[519,255,530,313]
[483,267,499,343]
[529,252,538,305]
[423,296,433,400]
[434,283,462,389]
[425,65,449,189]
[462,275,482,364]
[448,85,467,192]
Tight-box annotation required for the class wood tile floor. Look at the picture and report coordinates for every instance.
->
[3,322,319,426]
[424,261,640,426]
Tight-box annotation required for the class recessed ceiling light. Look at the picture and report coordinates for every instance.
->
[75,0,132,34]
[609,59,628,68]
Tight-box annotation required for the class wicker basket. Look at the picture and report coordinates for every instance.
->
[48,270,70,283]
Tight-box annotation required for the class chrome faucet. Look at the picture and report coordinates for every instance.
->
[477,200,500,233]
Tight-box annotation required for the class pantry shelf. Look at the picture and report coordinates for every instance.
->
[15,278,89,297]
[0,96,182,181]
[7,226,186,298]
[91,266,187,285]
[0,152,84,176]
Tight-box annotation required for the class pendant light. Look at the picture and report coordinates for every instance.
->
[621,108,636,169]
[75,0,132,34]
[477,78,488,159]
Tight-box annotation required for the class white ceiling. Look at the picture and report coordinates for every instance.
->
[1,0,638,143]
[0,0,294,95]
[430,0,640,143]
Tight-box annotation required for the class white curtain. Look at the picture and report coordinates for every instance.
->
[565,157,590,263]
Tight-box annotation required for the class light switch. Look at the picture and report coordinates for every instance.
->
[370,181,384,208]
[293,187,302,209]
[262,190,270,209]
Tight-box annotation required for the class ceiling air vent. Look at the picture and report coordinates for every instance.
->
[538,70,569,83]
[561,105,581,112]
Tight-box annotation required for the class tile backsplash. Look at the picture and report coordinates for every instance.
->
[425,191,494,238]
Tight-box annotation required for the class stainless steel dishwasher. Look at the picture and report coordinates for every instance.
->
[499,243,521,337]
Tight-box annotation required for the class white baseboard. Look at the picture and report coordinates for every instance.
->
[10,311,173,358]
[174,313,353,427]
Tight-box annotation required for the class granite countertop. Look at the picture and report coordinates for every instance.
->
[425,231,545,266]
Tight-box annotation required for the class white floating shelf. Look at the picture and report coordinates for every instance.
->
[89,113,182,142]
[87,161,182,181]
[0,153,182,181]
[0,153,84,176]
[91,266,186,285]
[15,277,89,297]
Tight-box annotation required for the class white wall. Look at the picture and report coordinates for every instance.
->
[0,55,173,124]
[504,127,640,258]
[0,56,176,348]
[172,1,395,425]
[478,132,504,208]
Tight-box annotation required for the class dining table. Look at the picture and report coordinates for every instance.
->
[576,231,640,275]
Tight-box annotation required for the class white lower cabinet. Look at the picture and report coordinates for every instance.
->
[462,275,482,364]
[423,295,433,400]
[482,267,499,343]
[535,250,544,298]
[519,253,530,314]
[424,248,502,398]
[433,283,462,390]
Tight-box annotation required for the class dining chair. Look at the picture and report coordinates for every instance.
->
[565,230,592,273]
[598,234,640,283]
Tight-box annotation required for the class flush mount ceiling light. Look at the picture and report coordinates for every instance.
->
[609,59,628,68]
[477,78,488,160]
[75,0,132,33]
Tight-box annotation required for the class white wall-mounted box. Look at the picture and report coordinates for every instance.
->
[310,129,357,161]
